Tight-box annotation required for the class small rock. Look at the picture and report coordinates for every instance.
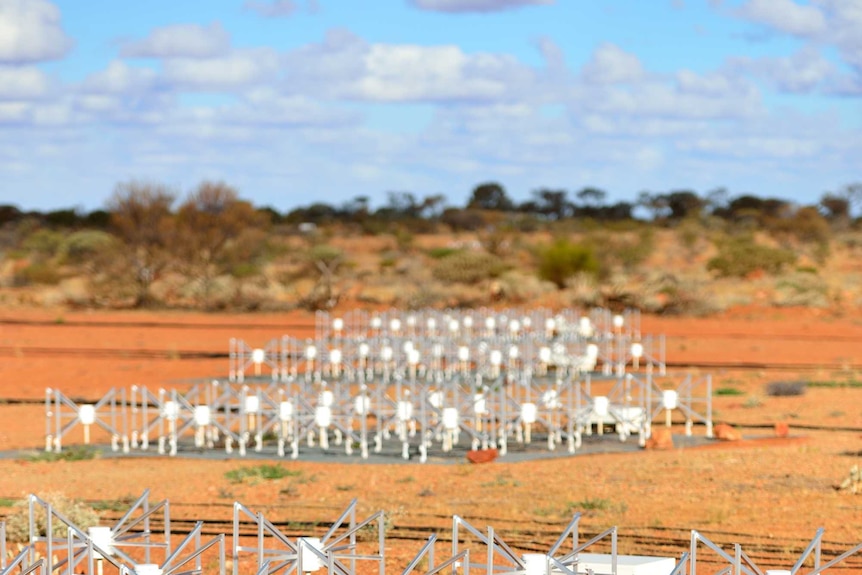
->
[714,423,742,441]
[466,448,498,464]
[644,427,674,450]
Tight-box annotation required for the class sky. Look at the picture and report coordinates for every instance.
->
[0,0,860,212]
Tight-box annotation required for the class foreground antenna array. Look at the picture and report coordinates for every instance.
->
[45,307,714,461]
[1,493,860,575]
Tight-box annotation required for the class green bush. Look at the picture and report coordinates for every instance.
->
[4,492,100,542]
[432,251,506,284]
[706,235,796,277]
[426,246,461,259]
[773,272,828,307]
[306,244,343,267]
[26,445,98,462]
[536,239,600,289]
[225,464,302,484]
[60,230,116,264]
[589,228,654,272]
[21,229,64,257]
[17,262,62,285]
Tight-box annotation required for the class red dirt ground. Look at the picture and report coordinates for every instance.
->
[0,306,861,574]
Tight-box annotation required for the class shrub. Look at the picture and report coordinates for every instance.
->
[773,272,828,307]
[60,230,116,264]
[21,229,64,257]
[426,246,461,259]
[765,381,807,397]
[26,445,98,462]
[306,244,343,268]
[4,492,100,542]
[17,262,62,285]
[432,251,506,285]
[225,464,302,484]
[706,235,796,277]
[715,387,744,396]
[589,228,654,272]
[536,239,600,289]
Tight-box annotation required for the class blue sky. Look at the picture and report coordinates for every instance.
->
[1,0,860,211]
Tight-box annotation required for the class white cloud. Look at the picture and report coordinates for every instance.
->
[582,80,762,120]
[409,0,553,13]
[737,0,827,36]
[675,69,738,96]
[815,0,862,70]
[244,0,320,17]
[580,43,645,84]
[733,0,862,73]
[0,0,73,63]
[233,89,358,126]
[283,31,535,103]
[81,60,158,94]
[727,47,837,93]
[0,65,50,99]
[0,101,29,122]
[355,44,517,101]
[120,22,230,59]
[687,136,822,159]
[243,0,297,17]
[162,48,281,90]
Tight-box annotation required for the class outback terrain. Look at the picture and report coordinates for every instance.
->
[0,305,861,574]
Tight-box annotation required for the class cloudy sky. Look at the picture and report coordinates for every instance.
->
[1,0,860,211]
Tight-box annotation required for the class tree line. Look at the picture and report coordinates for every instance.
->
[3,181,861,231]
[1,178,860,310]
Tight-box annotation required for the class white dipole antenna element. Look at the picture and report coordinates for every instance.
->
[662,390,678,427]
[613,314,624,333]
[79,404,96,444]
[330,348,342,378]
[251,348,265,376]
[521,402,537,444]
[631,342,644,369]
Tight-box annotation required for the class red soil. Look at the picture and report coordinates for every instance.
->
[0,306,860,573]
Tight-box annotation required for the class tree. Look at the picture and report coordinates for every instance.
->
[105,180,177,307]
[575,187,607,207]
[467,182,513,211]
[533,188,571,220]
[664,190,704,220]
[175,181,268,308]
[418,194,446,219]
[822,182,862,220]
[379,191,420,220]
[820,193,850,223]
[637,191,670,221]
[573,187,609,219]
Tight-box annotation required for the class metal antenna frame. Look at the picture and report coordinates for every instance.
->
[44,388,128,453]
[448,513,588,575]
[648,373,714,438]
[230,338,281,383]
[21,493,224,575]
[232,499,385,575]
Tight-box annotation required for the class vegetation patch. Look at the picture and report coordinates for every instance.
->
[536,239,600,289]
[25,445,98,462]
[765,381,807,397]
[807,380,862,389]
[3,493,99,542]
[225,464,302,484]
[707,235,796,278]
[432,250,506,285]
